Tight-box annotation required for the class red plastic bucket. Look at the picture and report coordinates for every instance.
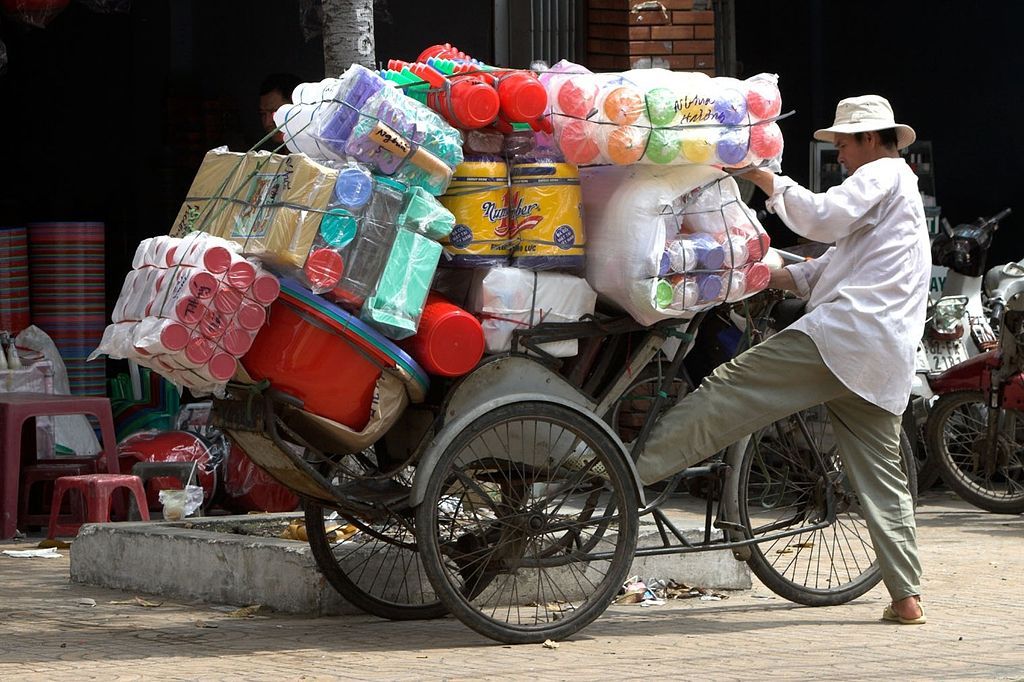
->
[243,297,391,430]
[220,441,300,513]
[117,431,217,510]
[399,293,484,377]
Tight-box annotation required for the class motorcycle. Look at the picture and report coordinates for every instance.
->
[907,208,1015,487]
[923,287,1024,514]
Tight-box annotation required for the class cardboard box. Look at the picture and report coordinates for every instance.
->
[171,149,338,268]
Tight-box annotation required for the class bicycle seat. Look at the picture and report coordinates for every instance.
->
[771,298,808,331]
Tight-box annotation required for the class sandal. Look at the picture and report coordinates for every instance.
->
[882,603,927,625]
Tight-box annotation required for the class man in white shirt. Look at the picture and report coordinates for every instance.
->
[634,95,929,624]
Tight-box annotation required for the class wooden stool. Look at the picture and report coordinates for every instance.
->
[47,474,150,538]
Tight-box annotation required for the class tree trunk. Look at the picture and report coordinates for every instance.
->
[322,0,375,76]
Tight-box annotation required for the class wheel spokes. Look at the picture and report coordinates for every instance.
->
[432,424,625,629]
[942,402,1024,499]
[745,410,878,592]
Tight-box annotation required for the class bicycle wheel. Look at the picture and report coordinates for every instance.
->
[304,499,446,620]
[303,443,446,621]
[926,391,1024,514]
[738,404,918,606]
[416,402,639,644]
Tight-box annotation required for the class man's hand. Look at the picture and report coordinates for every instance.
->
[741,167,776,196]
[769,267,797,292]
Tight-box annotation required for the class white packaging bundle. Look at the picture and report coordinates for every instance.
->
[91,232,281,395]
[540,60,784,170]
[581,164,771,326]
[468,267,598,358]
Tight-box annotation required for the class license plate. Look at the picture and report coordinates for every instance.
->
[919,338,969,373]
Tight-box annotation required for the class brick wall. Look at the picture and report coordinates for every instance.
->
[586,0,716,74]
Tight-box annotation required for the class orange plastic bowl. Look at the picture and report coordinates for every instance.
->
[243,279,427,430]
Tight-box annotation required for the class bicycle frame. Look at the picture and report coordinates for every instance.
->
[512,304,845,562]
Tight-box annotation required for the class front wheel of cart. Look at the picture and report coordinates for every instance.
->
[416,401,639,644]
[738,404,918,606]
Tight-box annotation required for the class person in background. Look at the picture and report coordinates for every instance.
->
[258,73,302,149]
[634,95,930,626]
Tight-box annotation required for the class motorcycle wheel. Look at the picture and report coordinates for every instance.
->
[926,391,1024,514]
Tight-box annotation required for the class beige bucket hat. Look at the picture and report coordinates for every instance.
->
[814,95,916,150]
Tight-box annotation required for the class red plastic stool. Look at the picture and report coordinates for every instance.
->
[1,393,120,539]
[47,474,150,538]
[18,461,96,529]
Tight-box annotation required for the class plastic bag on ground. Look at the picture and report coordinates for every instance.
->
[158,485,204,521]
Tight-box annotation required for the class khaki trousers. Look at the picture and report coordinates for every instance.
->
[635,330,922,600]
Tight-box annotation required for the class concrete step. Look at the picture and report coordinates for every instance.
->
[70,509,750,616]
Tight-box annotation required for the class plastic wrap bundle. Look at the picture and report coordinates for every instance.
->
[276,64,464,196]
[301,162,453,340]
[303,165,454,312]
[581,165,771,327]
[540,60,784,170]
[91,233,281,395]
[467,267,597,358]
[361,225,443,340]
[170,148,338,269]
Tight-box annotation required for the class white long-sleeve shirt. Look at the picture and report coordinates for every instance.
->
[766,157,930,415]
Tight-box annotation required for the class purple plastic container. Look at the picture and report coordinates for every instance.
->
[319,66,386,155]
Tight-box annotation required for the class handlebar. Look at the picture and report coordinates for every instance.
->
[772,248,805,265]
[977,207,1012,231]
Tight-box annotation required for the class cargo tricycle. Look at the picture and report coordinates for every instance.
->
[212,281,916,644]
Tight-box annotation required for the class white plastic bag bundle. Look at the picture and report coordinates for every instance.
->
[540,60,784,170]
[581,165,771,327]
[467,267,597,358]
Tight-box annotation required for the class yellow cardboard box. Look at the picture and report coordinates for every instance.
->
[170,149,338,268]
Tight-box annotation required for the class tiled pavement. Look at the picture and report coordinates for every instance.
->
[1,490,1021,681]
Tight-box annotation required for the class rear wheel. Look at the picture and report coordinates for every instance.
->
[304,500,446,620]
[304,445,446,621]
[416,402,639,644]
[738,404,918,606]
[927,391,1024,514]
